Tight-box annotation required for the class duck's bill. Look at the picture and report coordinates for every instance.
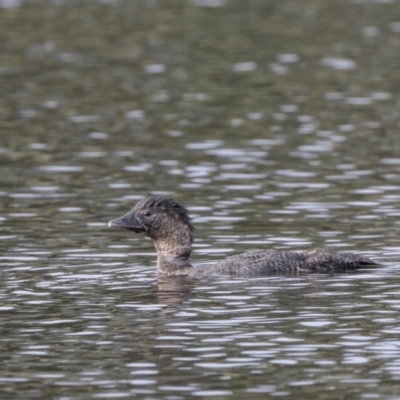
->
[108,212,145,233]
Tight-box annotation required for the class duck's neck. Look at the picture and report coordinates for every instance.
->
[157,252,193,275]
[152,226,194,275]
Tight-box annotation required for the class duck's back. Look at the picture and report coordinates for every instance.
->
[193,249,378,277]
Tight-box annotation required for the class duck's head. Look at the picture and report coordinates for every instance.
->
[108,196,194,241]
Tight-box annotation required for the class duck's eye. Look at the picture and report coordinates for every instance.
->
[144,211,151,217]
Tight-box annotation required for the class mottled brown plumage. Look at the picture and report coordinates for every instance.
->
[108,196,380,277]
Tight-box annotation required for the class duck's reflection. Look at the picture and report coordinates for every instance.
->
[156,275,196,312]
[154,267,382,314]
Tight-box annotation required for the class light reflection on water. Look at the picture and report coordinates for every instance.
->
[3,266,400,398]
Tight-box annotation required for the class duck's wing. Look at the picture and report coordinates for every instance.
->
[197,250,310,276]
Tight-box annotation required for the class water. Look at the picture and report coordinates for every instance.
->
[1,0,400,398]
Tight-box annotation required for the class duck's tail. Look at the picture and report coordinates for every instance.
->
[304,249,380,272]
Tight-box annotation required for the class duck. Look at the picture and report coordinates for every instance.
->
[108,196,380,277]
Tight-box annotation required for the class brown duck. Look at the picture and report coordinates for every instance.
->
[108,196,379,276]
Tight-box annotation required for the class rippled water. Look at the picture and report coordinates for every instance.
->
[2,0,400,398]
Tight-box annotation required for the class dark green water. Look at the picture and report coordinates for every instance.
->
[1,0,400,398]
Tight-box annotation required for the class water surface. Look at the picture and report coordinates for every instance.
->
[1,0,400,398]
